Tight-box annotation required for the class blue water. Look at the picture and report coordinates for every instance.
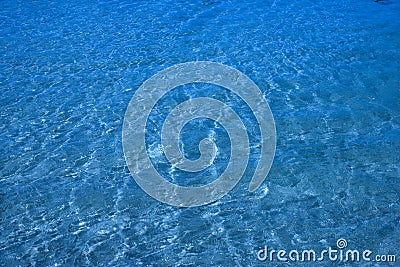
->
[1,0,399,266]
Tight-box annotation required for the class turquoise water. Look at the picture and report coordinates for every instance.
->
[1,0,399,266]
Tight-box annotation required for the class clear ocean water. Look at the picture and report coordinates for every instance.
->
[1,0,399,266]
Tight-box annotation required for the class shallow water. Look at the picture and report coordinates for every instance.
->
[1,0,399,266]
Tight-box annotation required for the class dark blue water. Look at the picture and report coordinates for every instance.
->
[1,0,399,266]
